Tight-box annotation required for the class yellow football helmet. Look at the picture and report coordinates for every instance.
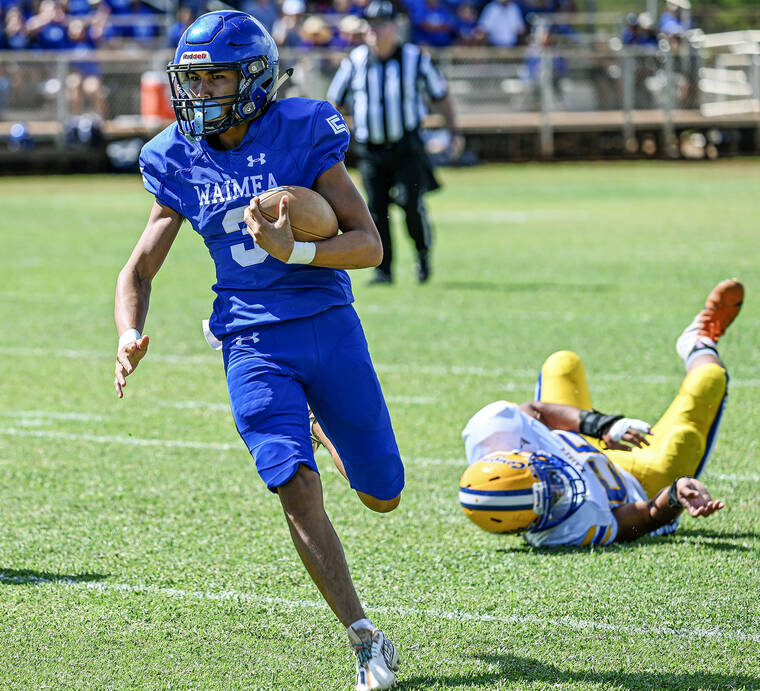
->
[459,450,586,534]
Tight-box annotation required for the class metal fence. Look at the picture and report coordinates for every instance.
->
[1,37,759,157]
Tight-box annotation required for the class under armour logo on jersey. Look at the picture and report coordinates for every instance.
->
[234,333,260,346]
[520,438,531,449]
[247,153,266,166]
[326,114,348,135]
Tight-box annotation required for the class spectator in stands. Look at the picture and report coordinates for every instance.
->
[518,0,572,38]
[659,0,698,107]
[99,0,159,47]
[167,6,194,48]
[522,23,567,101]
[298,14,333,47]
[621,11,657,46]
[26,0,70,50]
[241,0,279,33]
[65,0,93,16]
[272,0,305,47]
[619,11,658,109]
[409,0,459,48]
[335,13,367,48]
[4,6,31,49]
[636,11,658,45]
[659,0,692,38]
[66,16,107,116]
[454,1,484,46]
[87,0,112,45]
[2,0,35,19]
[325,0,363,18]
[120,0,160,45]
[478,0,526,47]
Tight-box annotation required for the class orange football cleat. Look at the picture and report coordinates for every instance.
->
[697,279,744,342]
[676,279,744,363]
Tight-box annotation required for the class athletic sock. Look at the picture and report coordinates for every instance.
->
[686,342,720,370]
[348,618,375,635]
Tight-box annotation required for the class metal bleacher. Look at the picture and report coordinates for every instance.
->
[1,25,759,167]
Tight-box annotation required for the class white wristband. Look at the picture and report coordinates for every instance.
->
[287,241,316,265]
[118,328,141,350]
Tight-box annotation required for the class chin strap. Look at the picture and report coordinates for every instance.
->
[266,67,294,105]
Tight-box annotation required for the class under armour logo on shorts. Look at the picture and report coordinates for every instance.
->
[234,333,260,345]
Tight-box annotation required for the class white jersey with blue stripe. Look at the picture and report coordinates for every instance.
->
[139,98,353,339]
[462,401,648,547]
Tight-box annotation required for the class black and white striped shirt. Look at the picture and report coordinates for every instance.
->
[326,43,448,145]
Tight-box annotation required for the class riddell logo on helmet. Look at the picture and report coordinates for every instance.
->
[181,51,212,62]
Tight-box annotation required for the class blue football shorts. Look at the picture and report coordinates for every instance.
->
[223,304,405,501]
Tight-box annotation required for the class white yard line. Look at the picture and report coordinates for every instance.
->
[159,401,232,411]
[1,572,757,644]
[2,345,758,387]
[0,346,221,365]
[440,210,591,223]
[157,395,435,411]
[0,428,239,451]
[2,427,759,485]
[0,410,105,422]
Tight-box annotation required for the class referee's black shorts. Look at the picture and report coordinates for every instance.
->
[354,130,440,196]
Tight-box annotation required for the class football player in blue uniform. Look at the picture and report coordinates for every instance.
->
[113,11,401,690]
[460,279,741,546]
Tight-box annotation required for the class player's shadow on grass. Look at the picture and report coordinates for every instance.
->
[0,569,108,586]
[438,280,614,294]
[399,652,760,689]
[680,527,760,541]
[491,529,754,555]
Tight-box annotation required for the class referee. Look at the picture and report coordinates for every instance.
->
[326,0,463,284]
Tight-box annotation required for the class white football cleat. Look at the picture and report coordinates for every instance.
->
[348,626,399,691]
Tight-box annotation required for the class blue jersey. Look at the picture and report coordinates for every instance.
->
[139,97,354,338]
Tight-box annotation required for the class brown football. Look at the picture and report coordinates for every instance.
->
[256,186,339,241]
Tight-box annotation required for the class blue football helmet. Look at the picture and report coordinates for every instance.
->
[459,451,587,534]
[167,11,288,139]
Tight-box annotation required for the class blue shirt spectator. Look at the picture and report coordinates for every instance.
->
[241,0,279,33]
[67,0,93,16]
[478,0,526,47]
[622,11,658,46]
[26,0,70,49]
[167,6,194,48]
[68,17,101,77]
[410,0,459,47]
[659,0,692,36]
[454,1,482,45]
[4,6,31,48]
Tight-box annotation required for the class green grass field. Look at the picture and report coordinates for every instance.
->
[1,160,759,690]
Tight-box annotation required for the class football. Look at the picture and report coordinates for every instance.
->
[256,186,339,241]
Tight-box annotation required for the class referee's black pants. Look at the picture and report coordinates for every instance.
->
[356,132,438,278]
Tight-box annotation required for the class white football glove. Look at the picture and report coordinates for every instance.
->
[607,418,651,443]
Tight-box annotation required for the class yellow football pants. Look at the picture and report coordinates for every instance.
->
[537,350,727,499]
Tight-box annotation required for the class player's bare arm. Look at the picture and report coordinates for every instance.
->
[311,161,383,269]
[244,161,382,270]
[519,400,651,450]
[613,477,725,542]
[113,201,183,397]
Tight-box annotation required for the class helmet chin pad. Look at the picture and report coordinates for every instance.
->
[189,100,224,136]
